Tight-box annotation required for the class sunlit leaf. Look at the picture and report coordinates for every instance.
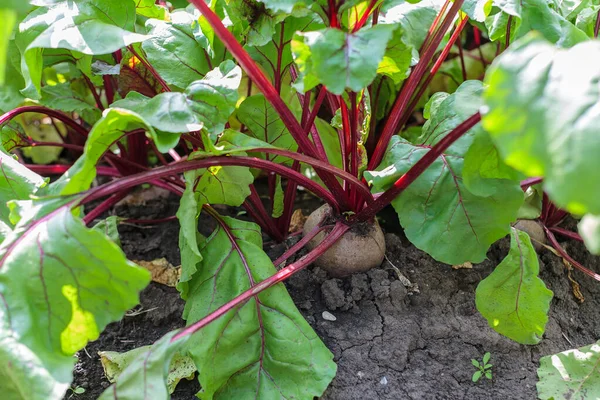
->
[476,228,553,344]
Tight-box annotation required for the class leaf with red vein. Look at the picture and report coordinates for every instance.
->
[180,215,336,400]
[476,228,553,344]
[0,198,150,399]
[365,81,523,264]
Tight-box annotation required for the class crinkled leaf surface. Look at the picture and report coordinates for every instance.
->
[99,332,195,398]
[143,11,228,89]
[377,25,412,85]
[0,198,150,399]
[15,0,149,98]
[182,216,336,399]
[246,16,322,82]
[99,332,191,400]
[476,228,553,344]
[462,0,493,22]
[365,82,522,265]
[292,24,396,94]
[484,0,587,46]
[483,35,600,215]
[537,341,600,400]
[379,0,443,65]
[135,0,168,20]
[39,82,96,114]
[113,61,241,137]
[237,94,297,163]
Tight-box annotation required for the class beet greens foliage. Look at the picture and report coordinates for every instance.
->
[1,0,600,398]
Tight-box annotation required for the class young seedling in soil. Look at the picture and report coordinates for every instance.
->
[471,352,493,383]
[1,0,600,399]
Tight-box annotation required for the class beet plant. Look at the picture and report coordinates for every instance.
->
[1,0,600,398]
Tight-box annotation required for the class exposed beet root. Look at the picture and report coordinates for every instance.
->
[303,204,386,277]
[513,219,546,251]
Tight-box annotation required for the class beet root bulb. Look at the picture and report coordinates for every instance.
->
[302,204,386,278]
[513,219,546,251]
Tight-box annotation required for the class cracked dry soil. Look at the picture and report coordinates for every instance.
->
[70,196,600,400]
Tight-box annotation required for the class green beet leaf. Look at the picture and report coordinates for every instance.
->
[484,0,587,46]
[0,198,150,399]
[46,108,154,196]
[99,332,195,399]
[579,214,600,255]
[113,61,241,137]
[237,94,298,163]
[483,35,600,215]
[537,341,600,400]
[463,129,522,197]
[376,24,412,85]
[182,215,336,399]
[365,81,523,265]
[246,16,322,82]
[143,10,229,89]
[292,24,396,95]
[476,228,553,344]
[135,0,168,20]
[379,0,443,65]
[15,0,149,98]
[0,152,46,225]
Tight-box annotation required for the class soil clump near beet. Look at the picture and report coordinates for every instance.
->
[70,195,600,399]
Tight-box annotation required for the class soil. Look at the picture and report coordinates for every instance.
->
[70,193,600,400]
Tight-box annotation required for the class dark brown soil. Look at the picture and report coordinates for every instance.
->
[70,194,600,400]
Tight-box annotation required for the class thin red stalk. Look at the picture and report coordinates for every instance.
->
[369,0,464,170]
[340,99,352,179]
[397,16,469,130]
[149,178,185,195]
[272,223,330,267]
[328,0,340,27]
[422,0,451,51]
[277,87,329,236]
[549,227,584,243]
[355,112,481,222]
[456,32,467,82]
[352,0,379,32]
[302,87,329,160]
[30,141,84,152]
[80,156,341,211]
[274,22,285,94]
[251,147,373,204]
[0,106,88,138]
[82,73,104,110]
[83,189,130,225]
[505,16,513,50]
[103,76,115,105]
[26,164,120,177]
[243,197,282,241]
[543,225,600,281]
[124,215,178,225]
[127,46,171,93]
[249,184,284,241]
[520,177,543,190]
[171,222,350,342]
[473,27,487,69]
[596,10,600,38]
[187,0,318,159]
[276,160,301,235]
[349,92,360,210]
